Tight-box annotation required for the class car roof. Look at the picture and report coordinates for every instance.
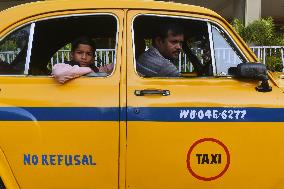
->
[0,0,223,33]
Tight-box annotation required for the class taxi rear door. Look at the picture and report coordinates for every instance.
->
[0,9,123,189]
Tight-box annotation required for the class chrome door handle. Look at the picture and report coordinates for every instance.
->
[134,89,170,96]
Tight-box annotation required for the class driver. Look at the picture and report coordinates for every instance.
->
[136,22,183,77]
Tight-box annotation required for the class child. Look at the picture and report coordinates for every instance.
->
[52,36,99,83]
[66,36,99,72]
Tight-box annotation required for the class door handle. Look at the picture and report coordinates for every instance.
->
[134,89,170,96]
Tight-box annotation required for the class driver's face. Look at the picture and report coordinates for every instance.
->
[156,31,184,60]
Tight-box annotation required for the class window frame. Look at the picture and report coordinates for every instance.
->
[131,13,250,78]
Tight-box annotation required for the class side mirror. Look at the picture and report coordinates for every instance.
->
[229,63,272,92]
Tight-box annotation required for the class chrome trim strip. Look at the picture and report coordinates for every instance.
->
[24,22,35,75]
[207,22,216,76]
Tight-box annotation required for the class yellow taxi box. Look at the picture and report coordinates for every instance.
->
[0,0,283,188]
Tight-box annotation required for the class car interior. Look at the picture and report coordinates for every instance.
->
[133,15,213,77]
[29,15,117,75]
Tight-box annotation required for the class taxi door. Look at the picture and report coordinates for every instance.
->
[126,10,284,189]
[0,10,123,189]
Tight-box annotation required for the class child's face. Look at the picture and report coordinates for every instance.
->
[71,44,94,67]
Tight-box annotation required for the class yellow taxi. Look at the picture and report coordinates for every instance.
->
[0,0,283,188]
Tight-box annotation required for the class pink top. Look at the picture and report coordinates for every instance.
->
[99,63,114,74]
[52,63,92,84]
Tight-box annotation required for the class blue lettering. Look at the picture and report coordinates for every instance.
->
[50,155,56,165]
[23,154,97,166]
[74,155,81,165]
[180,110,190,119]
[32,155,38,165]
[89,155,96,166]
[58,155,63,165]
[42,155,49,165]
[24,154,31,165]
[82,155,89,165]
[65,155,73,166]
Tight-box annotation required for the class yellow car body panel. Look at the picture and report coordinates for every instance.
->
[1,122,119,189]
[0,0,220,32]
[0,77,122,189]
[0,148,19,189]
[0,0,283,189]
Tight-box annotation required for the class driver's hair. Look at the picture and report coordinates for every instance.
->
[152,21,184,41]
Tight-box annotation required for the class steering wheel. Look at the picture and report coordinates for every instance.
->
[182,40,213,76]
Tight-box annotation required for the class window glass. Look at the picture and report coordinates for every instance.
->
[29,15,117,76]
[212,25,245,75]
[0,25,30,74]
[133,15,212,78]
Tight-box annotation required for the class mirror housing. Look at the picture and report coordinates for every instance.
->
[229,63,272,92]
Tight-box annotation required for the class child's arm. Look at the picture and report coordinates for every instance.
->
[52,63,92,84]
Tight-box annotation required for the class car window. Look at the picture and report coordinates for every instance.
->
[211,25,246,76]
[0,25,31,75]
[29,14,117,76]
[133,15,213,78]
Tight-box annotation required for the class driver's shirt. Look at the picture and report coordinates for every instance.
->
[136,47,181,77]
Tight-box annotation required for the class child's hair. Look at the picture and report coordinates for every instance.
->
[71,36,96,53]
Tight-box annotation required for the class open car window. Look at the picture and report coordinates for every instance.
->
[133,15,213,78]
[29,14,117,76]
